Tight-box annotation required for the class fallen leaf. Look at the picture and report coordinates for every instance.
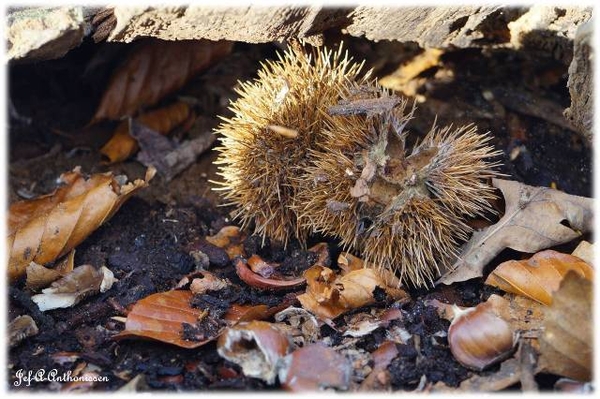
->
[31,265,117,311]
[235,258,306,290]
[100,101,193,164]
[91,39,232,122]
[504,294,545,339]
[8,315,39,347]
[8,167,155,282]
[538,271,592,381]
[113,290,224,349]
[278,343,351,391]
[338,252,402,286]
[485,250,593,305]
[439,179,593,284]
[217,321,291,384]
[205,226,246,259]
[297,265,409,321]
[26,249,75,291]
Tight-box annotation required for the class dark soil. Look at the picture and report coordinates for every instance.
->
[7,30,591,392]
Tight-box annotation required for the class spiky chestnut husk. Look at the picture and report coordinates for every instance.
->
[294,84,502,287]
[214,44,367,246]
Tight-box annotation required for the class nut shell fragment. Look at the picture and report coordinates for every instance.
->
[217,321,291,384]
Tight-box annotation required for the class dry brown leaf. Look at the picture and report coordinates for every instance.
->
[278,343,351,391]
[297,265,409,321]
[439,179,594,284]
[538,271,592,381]
[205,226,246,259]
[8,315,39,347]
[26,249,75,291]
[485,250,593,305]
[31,265,117,311]
[91,39,232,122]
[338,252,402,286]
[8,167,155,282]
[113,290,224,349]
[100,101,193,164]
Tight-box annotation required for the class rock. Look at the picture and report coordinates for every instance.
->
[7,6,90,62]
[564,20,593,143]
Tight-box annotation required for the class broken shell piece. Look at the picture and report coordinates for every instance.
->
[274,307,320,346]
[448,295,517,371]
[26,250,75,291]
[278,344,351,391]
[235,258,305,290]
[8,315,39,347]
[31,265,117,311]
[217,321,291,384]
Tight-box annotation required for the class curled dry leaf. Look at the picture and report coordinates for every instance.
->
[114,290,224,349]
[8,315,39,347]
[447,294,517,371]
[31,265,117,311]
[91,39,232,122]
[297,265,409,321]
[217,321,291,384]
[205,226,246,259]
[8,167,155,282]
[440,179,594,284]
[538,271,592,381]
[338,252,402,287]
[235,258,306,290]
[278,343,351,391]
[26,249,75,291]
[485,250,593,305]
[100,101,194,164]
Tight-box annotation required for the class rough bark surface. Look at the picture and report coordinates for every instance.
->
[7,6,89,62]
[564,20,593,143]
